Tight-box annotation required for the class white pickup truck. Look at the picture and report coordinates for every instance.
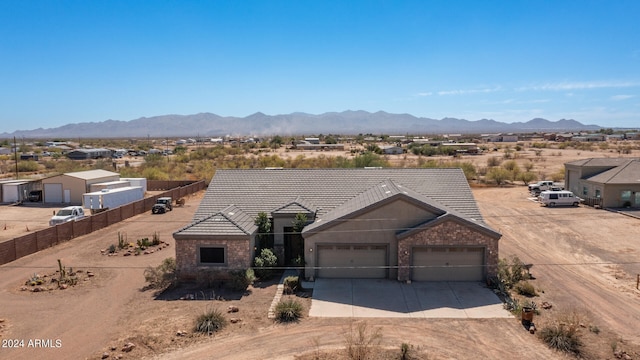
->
[49,206,86,226]
[528,181,563,194]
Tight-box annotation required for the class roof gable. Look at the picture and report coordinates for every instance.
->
[302,179,448,234]
[272,196,316,215]
[175,205,257,237]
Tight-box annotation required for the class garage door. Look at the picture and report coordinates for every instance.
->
[44,183,63,203]
[317,244,387,278]
[412,247,484,281]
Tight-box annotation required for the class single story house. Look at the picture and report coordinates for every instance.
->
[67,148,113,160]
[565,158,640,208]
[41,169,120,204]
[173,168,501,282]
[381,146,403,155]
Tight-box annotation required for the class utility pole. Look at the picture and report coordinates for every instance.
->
[14,136,19,179]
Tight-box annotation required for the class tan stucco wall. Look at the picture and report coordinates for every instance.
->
[304,198,437,279]
[397,219,499,282]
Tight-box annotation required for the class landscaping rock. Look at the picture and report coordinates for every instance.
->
[541,301,552,309]
[227,305,239,313]
[176,330,187,336]
[101,352,109,359]
[121,342,135,352]
[230,318,242,324]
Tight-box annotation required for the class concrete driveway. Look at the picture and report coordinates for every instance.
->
[308,279,512,318]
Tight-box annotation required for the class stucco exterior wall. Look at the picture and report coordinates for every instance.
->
[304,199,437,279]
[397,219,499,282]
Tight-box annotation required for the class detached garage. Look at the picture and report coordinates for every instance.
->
[41,169,120,204]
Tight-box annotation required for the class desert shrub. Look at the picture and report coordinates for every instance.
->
[253,248,278,280]
[487,156,502,167]
[137,237,151,248]
[275,299,303,323]
[539,312,583,355]
[486,167,511,185]
[194,307,227,334]
[343,321,382,360]
[496,255,527,289]
[152,232,161,246]
[515,281,537,297]
[400,342,417,360]
[108,244,116,254]
[283,276,300,294]
[144,257,177,290]
[117,232,127,249]
[16,160,39,172]
[228,269,253,291]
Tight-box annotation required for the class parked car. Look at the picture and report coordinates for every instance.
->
[529,180,564,194]
[49,206,86,226]
[152,197,173,214]
[28,190,43,202]
[538,190,581,207]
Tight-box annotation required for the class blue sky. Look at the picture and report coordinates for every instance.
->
[1,0,639,133]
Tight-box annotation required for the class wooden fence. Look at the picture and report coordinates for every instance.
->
[0,180,206,265]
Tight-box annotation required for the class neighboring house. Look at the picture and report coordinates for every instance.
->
[381,146,403,155]
[67,148,113,160]
[41,169,120,204]
[565,158,640,208]
[173,168,501,282]
[0,147,11,155]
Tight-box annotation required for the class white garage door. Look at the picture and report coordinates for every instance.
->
[317,244,387,278]
[412,247,484,281]
[44,183,63,203]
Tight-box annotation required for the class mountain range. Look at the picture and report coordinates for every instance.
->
[1,111,601,138]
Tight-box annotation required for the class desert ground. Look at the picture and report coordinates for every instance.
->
[0,144,639,359]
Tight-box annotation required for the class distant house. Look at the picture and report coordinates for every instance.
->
[41,169,120,204]
[173,169,501,282]
[0,147,11,155]
[304,137,320,144]
[293,141,345,151]
[565,158,640,208]
[555,133,574,142]
[67,148,113,160]
[381,146,403,155]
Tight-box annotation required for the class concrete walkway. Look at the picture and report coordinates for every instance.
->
[309,279,512,319]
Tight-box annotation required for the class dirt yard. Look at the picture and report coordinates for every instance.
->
[1,144,640,359]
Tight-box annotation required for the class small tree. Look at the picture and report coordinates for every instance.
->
[486,167,510,185]
[254,212,273,250]
[254,248,278,280]
[518,171,537,185]
[144,257,177,290]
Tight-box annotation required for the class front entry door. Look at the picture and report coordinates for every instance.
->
[284,227,304,266]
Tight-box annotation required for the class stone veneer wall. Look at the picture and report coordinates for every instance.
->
[175,238,251,279]
[397,220,499,282]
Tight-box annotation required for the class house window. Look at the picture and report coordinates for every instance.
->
[582,187,588,196]
[621,190,632,201]
[595,189,601,198]
[199,246,226,265]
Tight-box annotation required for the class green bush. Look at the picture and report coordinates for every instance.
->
[143,258,177,290]
[275,299,303,322]
[228,269,253,291]
[283,276,300,294]
[514,281,537,297]
[194,307,227,334]
[253,248,278,280]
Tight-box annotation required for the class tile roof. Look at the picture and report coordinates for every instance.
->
[585,159,640,184]
[272,196,316,215]
[566,157,638,167]
[189,168,487,230]
[175,205,257,236]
